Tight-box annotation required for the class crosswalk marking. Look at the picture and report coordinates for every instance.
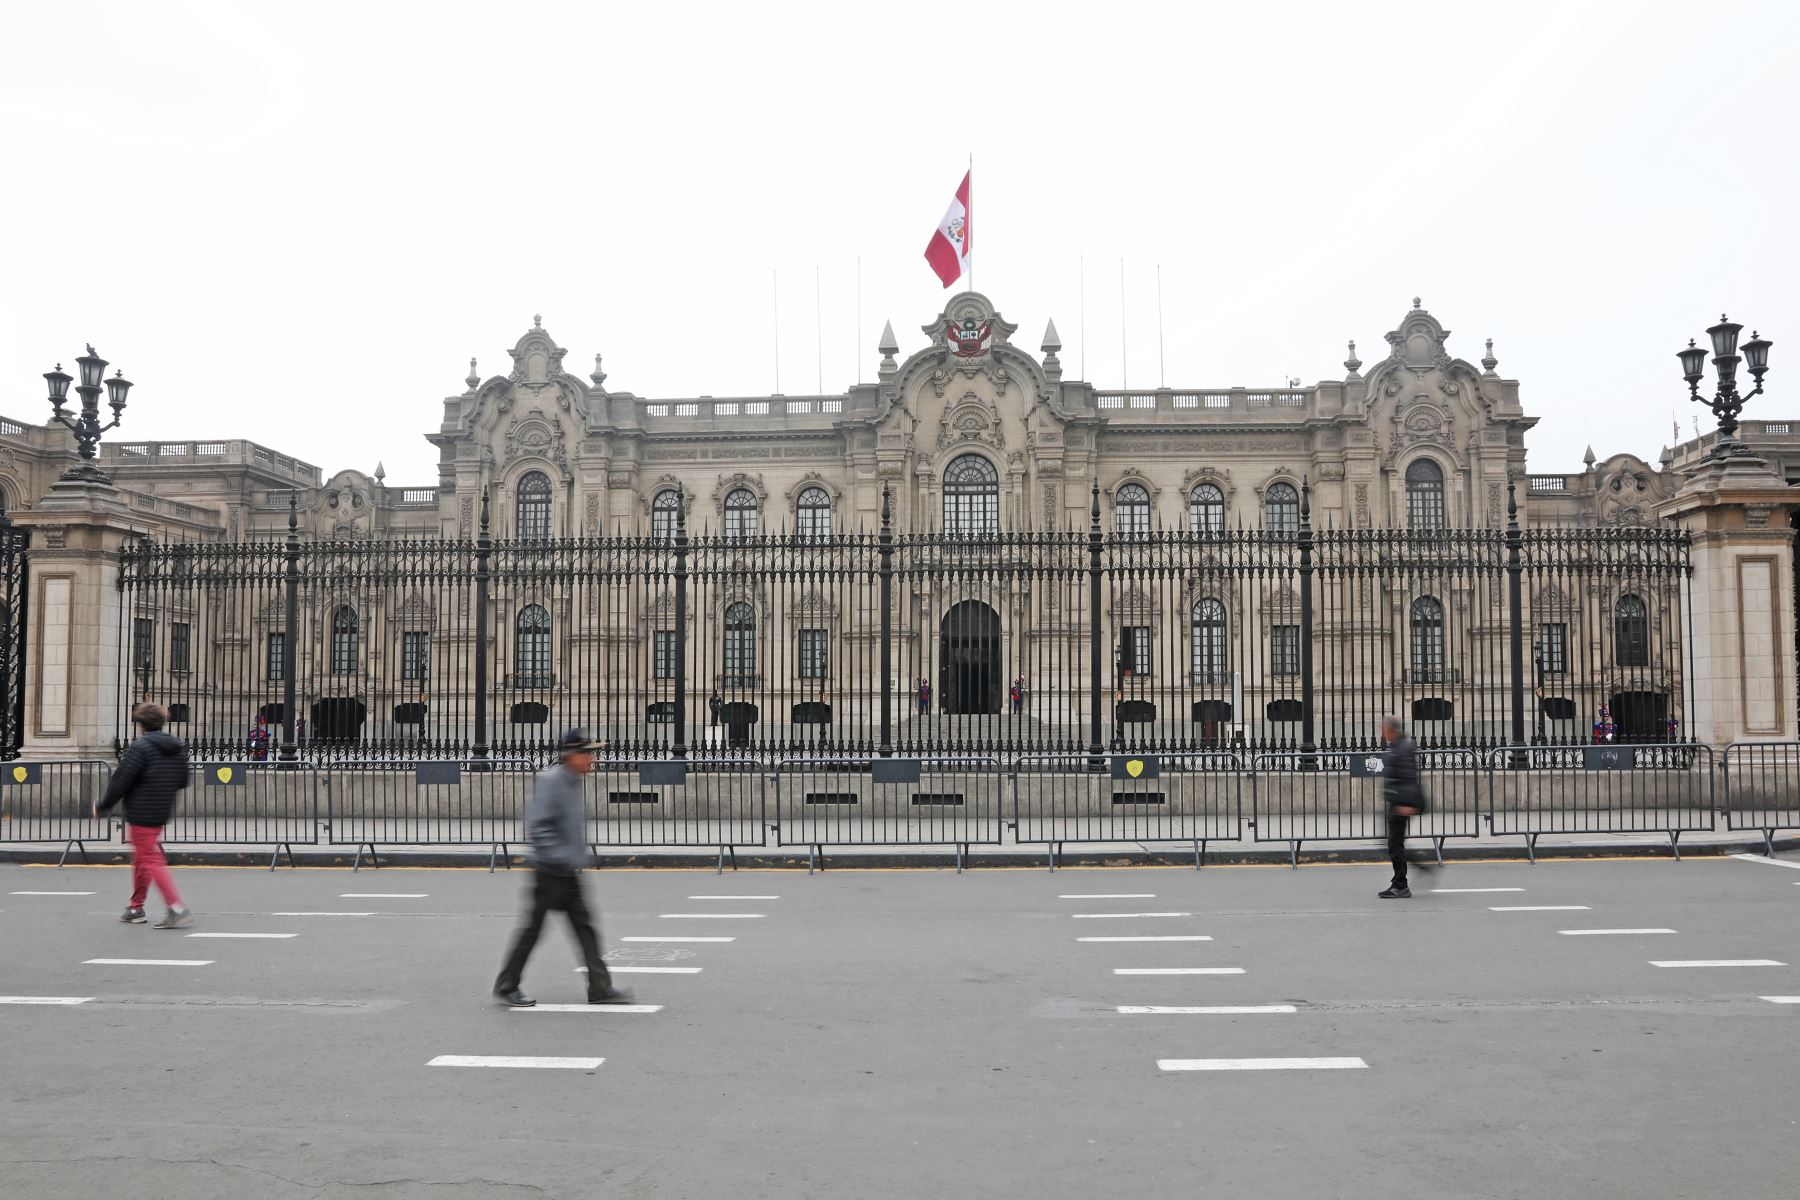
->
[0,996,94,1005]
[622,936,734,943]
[1114,967,1244,975]
[429,1055,604,1068]
[1059,894,1156,899]
[9,891,96,896]
[83,958,212,966]
[1119,1005,1295,1014]
[1078,936,1212,943]
[1071,912,1191,919]
[1489,906,1590,912]
[186,933,297,939]
[1559,929,1675,936]
[1159,1058,1366,1071]
[510,1004,663,1014]
[1651,959,1785,968]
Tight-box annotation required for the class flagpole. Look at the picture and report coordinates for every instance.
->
[772,268,781,394]
[1157,263,1166,389]
[1120,258,1128,391]
[966,154,973,295]
[1079,255,1086,381]
[815,265,823,394]
[857,256,863,386]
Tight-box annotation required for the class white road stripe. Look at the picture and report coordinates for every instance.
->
[511,1004,663,1014]
[1489,906,1591,912]
[1651,959,1786,968]
[1559,929,1675,936]
[1114,967,1245,975]
[1078,936,1212,943]
[340,893,429,898]
[658,913,763,919]
[1119,1005,1295,1015]
[1159,1058,1367,1071]
[1761,996,1800,1004]
[1059,893,1156,899]
[1431,888,1525,893]
[429,1055,604,1068]
[270,912,376,917]
[576,966,701,974]
[622,936,735,943]
[0,996,94,1005]
[1071,912,1191,919]
[687,895,779,900]
[83,958,213,966]
[9,891,97,896]
[1732,853,1800,869]
[187,933,298,939]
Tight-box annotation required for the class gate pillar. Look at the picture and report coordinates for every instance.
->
[1658,452,1798,745]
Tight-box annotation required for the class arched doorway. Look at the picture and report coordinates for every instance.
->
[939,601,1001,714]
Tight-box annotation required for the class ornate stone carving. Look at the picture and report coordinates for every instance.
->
[1488,482,1503,527]
[585,493,599,534]
[1353,483,1370,528]
[459,496,473,536]
[937,390,1005,452]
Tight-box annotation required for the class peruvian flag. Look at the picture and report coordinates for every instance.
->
[923,170,971,288]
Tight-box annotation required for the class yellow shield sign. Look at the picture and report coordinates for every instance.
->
[11,766,26,783]
[216,767,234,785]
[1125,759,1145,779]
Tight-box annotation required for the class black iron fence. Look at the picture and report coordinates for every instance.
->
[114,483,1694,763]
[0,514,28,759]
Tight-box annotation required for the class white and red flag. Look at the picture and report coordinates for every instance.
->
[923,170,971,288]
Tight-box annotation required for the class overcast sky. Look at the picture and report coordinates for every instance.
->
[3,0,1796,487]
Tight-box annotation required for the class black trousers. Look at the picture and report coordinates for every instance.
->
[1387,814,1411,887]
[495,868,613,997]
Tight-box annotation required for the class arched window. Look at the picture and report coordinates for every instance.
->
[796,486,832,542]
[651,489,681,541]
[1264,482,1300,536]
[1411,596,1445,683]
[516,471,553,540]
[1191,598,1228,685]
[723,601,756,686]
[1115,482,1151,537]
[515,604,551,685]
[724,488,759,541]
[331,606,359,675]
[1405,459,1446,530]
[1615,594,1650,667]
[943,454,999,536]
[1188,483,1225,535]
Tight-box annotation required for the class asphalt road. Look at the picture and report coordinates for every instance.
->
[3,854,1797,1199]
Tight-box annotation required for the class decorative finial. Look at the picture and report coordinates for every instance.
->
[374,461,386,483]
[465,357,479,393]
[1089,478,1101,525]
[1583,445,1596,468]
[881,481,892,528]
[287,490,299,532]
[533,314,542,329]
[1300,477,1312,523]
[1481,338,1498,376]
[590,353,607,387]
[1506,474,1518,523]
[1041,318,1062,355]
[479,486,491,534]
[1344,339,1362,378]
[1411,296,1422,310]
[878,320,900,379]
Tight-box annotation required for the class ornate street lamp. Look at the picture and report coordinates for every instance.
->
[1680,315,1772,458]
[44,343,133,482]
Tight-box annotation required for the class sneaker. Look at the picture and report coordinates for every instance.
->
[588,988,637,1005]
[1378,886,1412,899]
[494,987,536,1007]
[119,906,146,924]
[152,906,192,929]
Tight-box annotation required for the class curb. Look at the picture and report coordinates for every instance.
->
[4,836,1794,871]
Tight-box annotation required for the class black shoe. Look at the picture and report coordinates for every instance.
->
[494,987,536,1007]
[588,988,636,1005]
[1378,886,1412,899]
[119,906,146,924]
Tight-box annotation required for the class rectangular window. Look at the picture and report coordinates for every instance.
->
[401,631,430,682]
[653,630,676,680]
[170,623,191,675]
[1118,625,1152,677]
[267,632,286,682]
[799,628,829,679]
[1271,624,1301,676]
[1539,623,1567,675]
[132,618,154,674]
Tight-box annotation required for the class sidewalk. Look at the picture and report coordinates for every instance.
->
[5,825,1792,870]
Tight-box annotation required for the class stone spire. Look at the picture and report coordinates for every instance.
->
[1481,338,1499,377]
[878,320,900,382]
[1343,339,1362,380]
[1041,318,1062,380]
[1583,445,1597,470]
[590,353,607,388]
[465,357,480,394]
[374,461,386,484]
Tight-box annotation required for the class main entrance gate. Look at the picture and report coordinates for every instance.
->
[940,601,1000,715]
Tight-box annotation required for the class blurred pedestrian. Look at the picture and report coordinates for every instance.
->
[493,728,634,1007]
[95,702,193,928]
[1378,715,1433,899]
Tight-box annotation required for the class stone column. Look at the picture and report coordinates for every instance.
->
[1657,453,1798,746]
[11,479,144,761]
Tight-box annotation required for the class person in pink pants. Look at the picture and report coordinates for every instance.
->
[95,702,192,928]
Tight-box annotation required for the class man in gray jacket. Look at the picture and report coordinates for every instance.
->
[1378,715,1434,899]
[493,729,633,1007]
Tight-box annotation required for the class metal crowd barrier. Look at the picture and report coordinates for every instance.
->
[1720,742,1800,856]
[773,756,1006,871]
[161,761,321,869]
[0,760,114,865]
[326,759,537,870]
[589,758,769,872]
[1484,743,1715,860]
[1249,748,1485,867]
[1012,752,1243,869]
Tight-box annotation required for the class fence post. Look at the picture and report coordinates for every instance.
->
[1506,477,1527,763]
[673,484,689,759]
[473,488,491,760]
[878,482,893,757]
[1298,478,1316,768]
[1088,479,1104,757]
[278,492,300,762]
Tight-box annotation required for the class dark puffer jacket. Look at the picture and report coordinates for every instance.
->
[98,731,190,827]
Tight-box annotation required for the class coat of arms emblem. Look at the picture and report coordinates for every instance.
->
[945,316,993,359]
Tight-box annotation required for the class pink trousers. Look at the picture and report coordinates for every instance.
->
[127,824,183,909]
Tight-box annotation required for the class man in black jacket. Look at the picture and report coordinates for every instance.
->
[1378,715,1433,899]
[96,702,192,928]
